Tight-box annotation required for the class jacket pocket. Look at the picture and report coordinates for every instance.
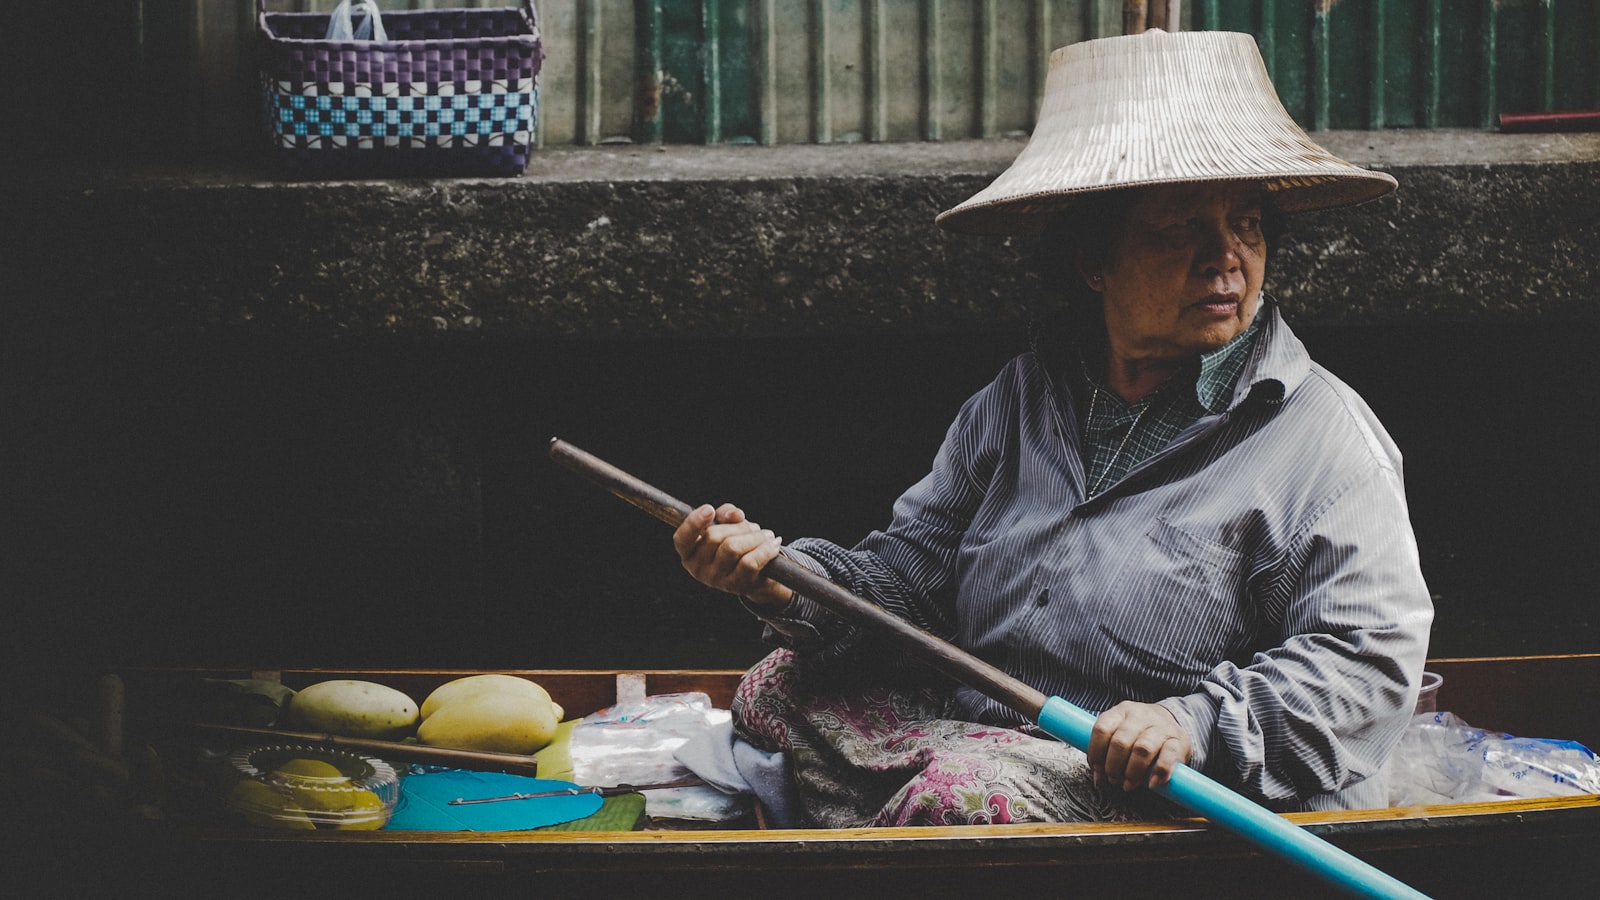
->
[1097,518,1251,681]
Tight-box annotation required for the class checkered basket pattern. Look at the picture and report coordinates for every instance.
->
[258,1,542,177]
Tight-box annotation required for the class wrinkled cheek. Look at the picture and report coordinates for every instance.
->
[1242,254,1267,307]
[1240,293,1262,327]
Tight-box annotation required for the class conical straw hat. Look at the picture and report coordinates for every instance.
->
[936,29,1397,235]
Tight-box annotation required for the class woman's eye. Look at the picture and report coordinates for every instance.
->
[1235,216,1262,233]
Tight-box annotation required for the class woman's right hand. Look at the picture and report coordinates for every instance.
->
[673,503,794,610]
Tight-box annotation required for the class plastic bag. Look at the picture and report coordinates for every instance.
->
[325,1,388,42]
[568,692,751,822]
[1389,710,1600,806]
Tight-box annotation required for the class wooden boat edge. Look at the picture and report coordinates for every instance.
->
[186,792,1600,847]
[140,653,1600,849]
[38,655,1596,897]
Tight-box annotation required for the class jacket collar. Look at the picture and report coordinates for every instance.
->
[1231,298,1310,410]
[1031,296,1310,413]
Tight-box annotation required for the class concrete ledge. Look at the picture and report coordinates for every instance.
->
[10,132,1599,342]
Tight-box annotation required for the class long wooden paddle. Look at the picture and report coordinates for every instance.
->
[548,438,1431,900]
[192,722,543,777]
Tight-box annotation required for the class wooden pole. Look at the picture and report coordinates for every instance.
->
[1133,1,1182,33]
[194,723,543,777]
[547,439,1046,717]
[1123,0,1148,35]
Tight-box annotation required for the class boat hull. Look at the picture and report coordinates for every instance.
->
[44,794,1599,898]
[25,655,1600,898]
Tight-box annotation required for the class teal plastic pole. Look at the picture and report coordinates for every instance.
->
[1038,698,1431,900]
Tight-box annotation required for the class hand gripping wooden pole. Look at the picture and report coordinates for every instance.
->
[548,438,1431,900]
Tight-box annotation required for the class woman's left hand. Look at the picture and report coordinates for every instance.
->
[1087,701,1192,792]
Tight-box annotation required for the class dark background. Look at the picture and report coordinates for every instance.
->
[5,314,1595,676]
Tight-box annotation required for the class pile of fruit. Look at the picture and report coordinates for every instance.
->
[284,674,564,754]
[3,671,569,832]
[224,674,566,829]
[226,750,395,831]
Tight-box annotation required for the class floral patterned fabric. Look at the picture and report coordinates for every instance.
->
[732,648,1178,828]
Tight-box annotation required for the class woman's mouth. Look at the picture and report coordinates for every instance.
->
[1191,293,1241,315]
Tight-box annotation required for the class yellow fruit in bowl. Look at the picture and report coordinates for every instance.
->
[227,745,396,830]
[272,758,345,779]
[334,790,388,830]
[271,758,350,812]
[227,779,315,830]
[262,757,389,827]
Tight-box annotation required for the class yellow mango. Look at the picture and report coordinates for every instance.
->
[419,674,553,720]
[250,757,390,828]
[272,758,344,779]
[227,780,315,830]
[283,680,419,740]
[333,790,387,830]
[417,690,558,754]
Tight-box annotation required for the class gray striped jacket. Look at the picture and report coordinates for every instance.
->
[763,304,1434,811]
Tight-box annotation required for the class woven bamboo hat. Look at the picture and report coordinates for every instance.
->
[936,29,1397,235]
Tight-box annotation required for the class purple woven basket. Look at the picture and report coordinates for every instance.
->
[257,1,543,177]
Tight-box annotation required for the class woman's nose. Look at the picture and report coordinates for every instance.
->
[1196,221,1242,274]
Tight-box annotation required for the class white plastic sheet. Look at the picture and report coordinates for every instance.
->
[569,692,751,822]
[1390,710,1600,806]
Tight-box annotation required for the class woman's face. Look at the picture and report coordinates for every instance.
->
[1086,182,1267,364]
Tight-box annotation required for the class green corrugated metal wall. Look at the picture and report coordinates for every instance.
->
[113,1,1600,157]
[621,0,1120,145]
[1200,0,1600,131]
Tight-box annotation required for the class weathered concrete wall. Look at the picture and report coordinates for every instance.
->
[4,134,1597,676]
[12,133,1599,343]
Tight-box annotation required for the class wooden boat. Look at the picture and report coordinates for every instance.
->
[23,654,1600,898]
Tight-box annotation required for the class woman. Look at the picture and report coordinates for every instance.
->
[674,30,1433,827]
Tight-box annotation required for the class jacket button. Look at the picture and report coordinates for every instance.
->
[1035,589,1050,608]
